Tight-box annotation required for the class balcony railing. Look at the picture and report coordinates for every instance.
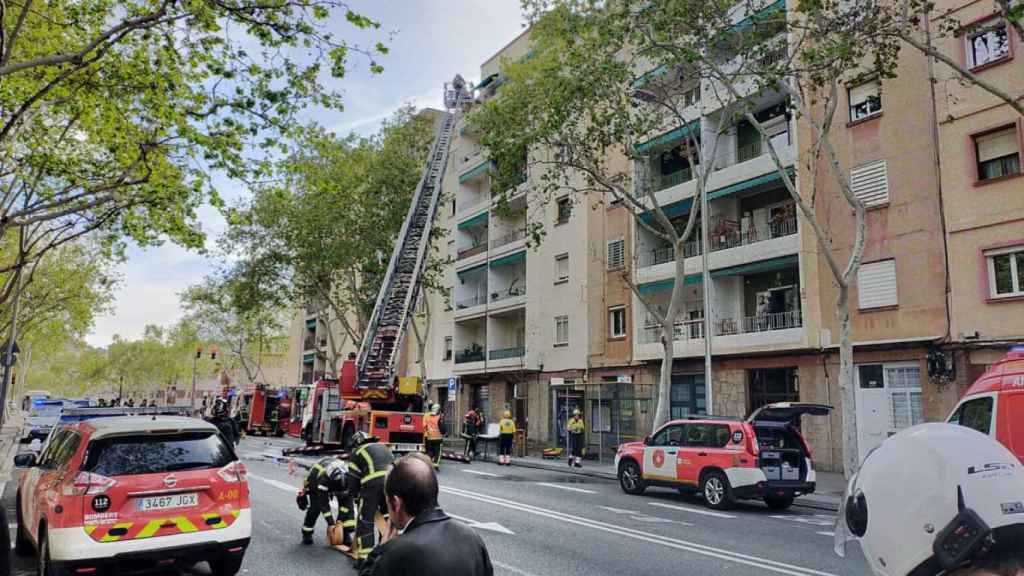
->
[303,335,317,351]
[456,294,486,310]
[489,346,525,360]
[490,229,526,249]
[716,309,802,336]
[458,197,489,215]
[455,348,486,364]
[736,140,763,163]
[301,371,326,385]
[457,243,487,260]
[710,214,797,251]
[639,319,706,344]
[653,167,693,192]
[491,287,526,303]
[638,238,703,268]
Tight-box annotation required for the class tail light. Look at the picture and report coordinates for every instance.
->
[66,472,117,496]
[793,426,813,459]
[218,461,247,483]
[744,425,760,457]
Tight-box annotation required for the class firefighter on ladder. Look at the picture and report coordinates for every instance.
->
[345,431,395,565]
[424,403,444,469]
[297,456,355,546]
[567,408,585,468]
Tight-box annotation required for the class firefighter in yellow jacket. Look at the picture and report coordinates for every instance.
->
[567,408,585,468]
[498,410,516,465]
[423,403,444,469]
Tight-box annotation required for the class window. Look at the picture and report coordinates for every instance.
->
[443,336,453,361]
[607,238,625,269]
[670,374,707,419]
[554,315,569,346]
[609,306,626,338]
[966,22,1010,69]
[986,245,1024,298]
[850,159,890,207]
[948,396,994,435]
[886,365,923,430]
[82,432,233,476]
[849,79,882,121]
[748,368,799,412]
[556,197,572,225]
[450,198,456,217]
[858,259,898,309]
[555,253,569,283]
[974,126,1021,181]
[651,424,685,446]
[685,423,732,448]
[683,85,701,108]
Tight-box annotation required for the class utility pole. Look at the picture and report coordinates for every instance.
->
[118,375,124,402]
[700,132,715,416]
[191,345,202,414]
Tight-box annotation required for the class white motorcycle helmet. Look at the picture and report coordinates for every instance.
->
[835,423,1024,576]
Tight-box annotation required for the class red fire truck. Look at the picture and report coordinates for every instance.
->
[240,384,286,437]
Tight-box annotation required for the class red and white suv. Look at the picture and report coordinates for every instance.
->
[14,415,251,575]
[615,403,831,510]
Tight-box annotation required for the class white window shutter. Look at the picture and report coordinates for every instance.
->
[607,239,625,269]
[858,259,898,309]
[850,159,889,207]
[976,128,1018,162]
[849,80,878,107]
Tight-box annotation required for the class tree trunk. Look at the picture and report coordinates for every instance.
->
[652,329,675,431]
[837,284,859,478]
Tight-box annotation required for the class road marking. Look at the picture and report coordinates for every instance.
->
[769,514,835,527]
[817,531,835,537]
[446,513,515,535]
[492,560,543,576]
[441,486,834,576]
[462,469,501,478]
[648,501,738,519]
[599,506,694,526]
[535,482,596,494]
[247,473,301,493]
[598,506,635,514]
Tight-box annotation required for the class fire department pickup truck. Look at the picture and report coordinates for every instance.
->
[14,415,251,575]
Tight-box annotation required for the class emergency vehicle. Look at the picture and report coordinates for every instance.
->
[242,383,285,436]
[947,347,1024,463]
[615,403,831,510]
[14,415,251,575]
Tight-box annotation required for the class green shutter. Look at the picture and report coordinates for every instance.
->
[707,166,794,201]
[710,254,798,278]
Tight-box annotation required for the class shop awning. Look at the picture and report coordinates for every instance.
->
[638,197,693,224]
[490,250,525,268]
[457,212,488,230]
[710,254,798,278]
[637,274,703,294]
[636,120,701,153]
[457,263,488,277]
[459,161,492,183]
[707,166,794,201]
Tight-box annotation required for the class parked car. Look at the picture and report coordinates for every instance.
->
[614,402,832,510]
[947,347,1024,463]
[22,399,65,443]
[14,415,251,575]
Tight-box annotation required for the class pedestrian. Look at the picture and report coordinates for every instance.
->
[567,408,585,468]
[834,423,1024,576]
[423,404,443,469]
[298,456,355,546]
[346,431,395,565]
[462,408,483,461]
[207,397,240,446]
[126,397,135,407]
[358,453,493,576]
[498,410,515,466]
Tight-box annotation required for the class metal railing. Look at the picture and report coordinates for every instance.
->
[736,140,763,163]
[653,167,693,192]
[639,319,706,344]
[491,288,526,303]
[490,229,526,249]
[455,349,486,364]
[458,197,489,215]
[489,346,525,360]
[716,309,802,336]
[457,243,487,260]
[456,294,486,309]
[637,238,703,268]
[710,214,797,252]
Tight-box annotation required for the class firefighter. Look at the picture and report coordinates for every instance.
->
[567,408,585,468]
[498,410,516,466]
[345,431,395,564]
[269,406,281,435]
[298,456,355,546]
[462,407,483,461]
[208,397,240,446]
[424,403,444,469]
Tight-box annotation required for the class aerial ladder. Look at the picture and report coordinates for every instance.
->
[285,77,473,456]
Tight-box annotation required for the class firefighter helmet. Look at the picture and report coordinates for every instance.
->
[430,403,440,415]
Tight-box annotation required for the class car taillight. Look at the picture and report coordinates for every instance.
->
[793,426,813,459]
[67,472,116,496]
[744,425,760,457]
[218,462,247,483]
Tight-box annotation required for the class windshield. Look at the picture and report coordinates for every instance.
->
[30,403,64,418]
[82,432,234,476]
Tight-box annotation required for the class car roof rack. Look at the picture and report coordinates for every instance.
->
[62,406,194,417]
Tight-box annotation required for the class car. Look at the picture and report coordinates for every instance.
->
[23,399,66,443]
[947,347,1024,463]
[614,402,832,510]
[14,415,251,575]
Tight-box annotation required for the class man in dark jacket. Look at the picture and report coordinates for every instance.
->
[208,397,240,446]
[359,453,492,576]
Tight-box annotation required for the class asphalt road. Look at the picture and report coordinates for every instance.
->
[5,435,868,576]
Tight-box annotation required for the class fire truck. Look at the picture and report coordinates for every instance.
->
[284,80,470,457]
[239,384,286,437]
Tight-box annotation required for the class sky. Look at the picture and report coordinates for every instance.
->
[84,1,527,348]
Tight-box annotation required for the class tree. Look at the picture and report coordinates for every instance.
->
[473,0,892,477]
[0,0,389,313]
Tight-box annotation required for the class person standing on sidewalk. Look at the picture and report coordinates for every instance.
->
[462,408,483,461]
[566,408,585,468]
[498,410,516,466]
[423,404,443,469]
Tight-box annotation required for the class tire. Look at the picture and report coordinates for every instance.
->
[0,506,10,576]
[15,492,33,557]
[765,495,794,510]
[209,554,244,576]
[618,460,646,495]
[37,530,65,576]
[701,471,734,510]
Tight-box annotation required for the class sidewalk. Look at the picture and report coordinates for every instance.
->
[0,410,26,492]
[492,453,843,512]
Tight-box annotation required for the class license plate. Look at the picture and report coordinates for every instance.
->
[136,492,198,512]
[390,443,422,453]
[762,451,780,459]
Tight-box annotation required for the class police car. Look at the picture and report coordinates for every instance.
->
[14,415,251,575]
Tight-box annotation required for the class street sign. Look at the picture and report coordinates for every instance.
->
[617,375,632,384]
[447,377,457,399]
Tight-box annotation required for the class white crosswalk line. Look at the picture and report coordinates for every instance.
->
[493,560,544,576]
[248,472,301,493]
[817,531,835,537]
[648,501,737,519]
[535,482,596,494]
[462,469,501,477]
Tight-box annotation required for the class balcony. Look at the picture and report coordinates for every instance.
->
[736,140,762,164]
[454,293,487,319]
[301,371,326,385]
[489,346,525,361]
[303,334,317,351]
[637,239,702,268]
[455,345,486,364]
[710,213,796,252]
[490,229,526,250]
[457,242,487,260]
[715,309,802,336]
[639,319,705,344]
[653,167,694,193]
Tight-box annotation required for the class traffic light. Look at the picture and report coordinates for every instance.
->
[210,345,219,360]
[196,345,203,359]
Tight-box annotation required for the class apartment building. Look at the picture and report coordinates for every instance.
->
[284,303,357,388]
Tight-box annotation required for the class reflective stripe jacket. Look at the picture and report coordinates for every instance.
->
[424,414,442,440]
[567,417,585,435]
[305,456,348,494]
[499,418,516,435]
[347,442,395,486]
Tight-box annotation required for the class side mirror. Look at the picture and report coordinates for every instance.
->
[643,435,651,445]
[13,453,37,468]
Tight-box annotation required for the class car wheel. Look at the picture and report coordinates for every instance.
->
[701,471,733,510]
[764,495,794,510]
[209,554,244,576]
[15,492,34,557]
[37,530,64,576]
[618,461,646,495]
